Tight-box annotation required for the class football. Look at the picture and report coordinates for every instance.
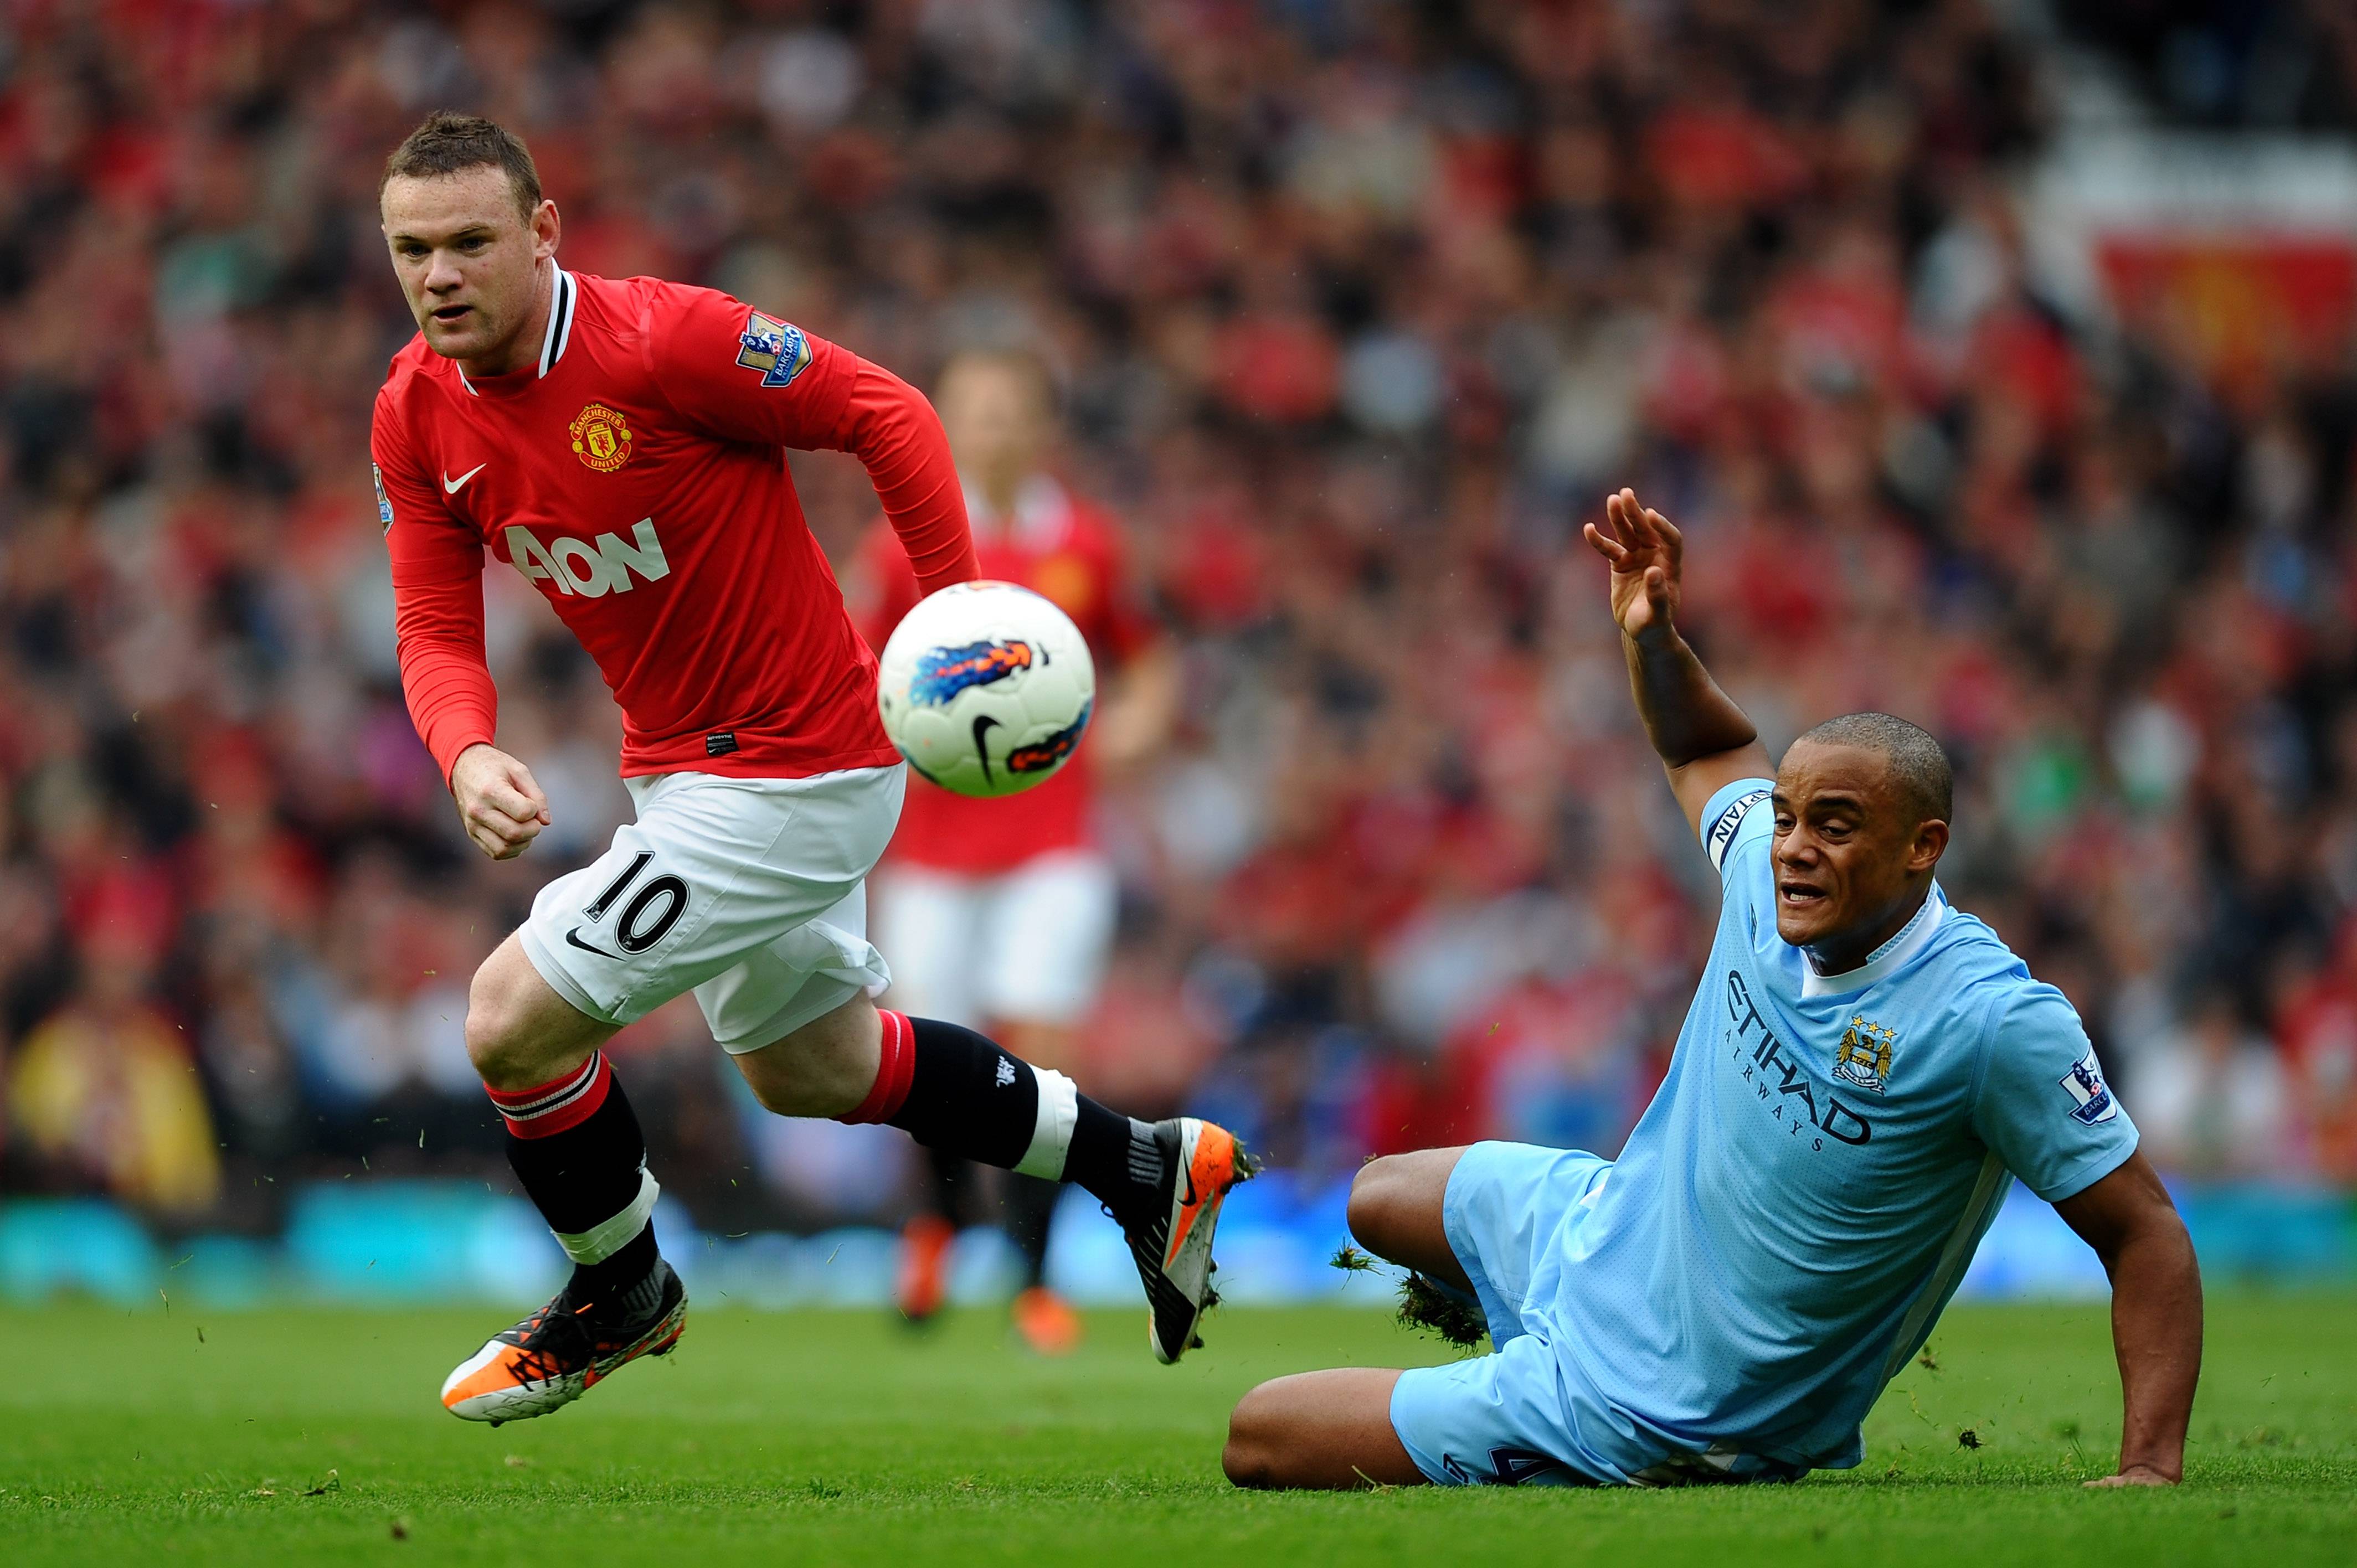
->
[877,580,1097,798]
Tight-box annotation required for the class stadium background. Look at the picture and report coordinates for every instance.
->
[2,0,2355,1308]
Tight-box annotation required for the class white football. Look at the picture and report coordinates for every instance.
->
[876,580,1096,798]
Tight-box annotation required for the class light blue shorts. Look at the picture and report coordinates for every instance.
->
[1389,1142,1807,1489]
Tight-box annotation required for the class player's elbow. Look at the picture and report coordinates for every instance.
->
[840,359,940,455]
[2113,1201,2202,1296]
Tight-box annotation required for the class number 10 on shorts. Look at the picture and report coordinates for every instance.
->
[582,852,689,955]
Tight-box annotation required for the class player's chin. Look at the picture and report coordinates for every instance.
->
[1773,891,1840,946]
[422,311,485,352]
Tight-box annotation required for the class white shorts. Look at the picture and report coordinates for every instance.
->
[873,849,1117,1028]
[519,765,904,1053]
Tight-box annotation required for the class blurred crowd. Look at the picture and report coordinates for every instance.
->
[5,0,2357,1238]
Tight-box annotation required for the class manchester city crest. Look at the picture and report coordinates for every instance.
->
[1833,1015,1897,1095]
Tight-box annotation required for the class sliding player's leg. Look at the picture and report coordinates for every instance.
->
[1224,1338,1597,1490]
[439,937,685,1425]
[1346,1147,1474,1292]
[1214,1150,1475,1488]
[1228,1143,1618,1489]
[728,991,1253,1363]
[1223,1369,1424,1489]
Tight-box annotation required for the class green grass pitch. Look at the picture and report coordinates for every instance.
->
[2,1294,2352,1565]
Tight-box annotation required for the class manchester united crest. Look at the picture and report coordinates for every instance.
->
[570,402,634,472]
[1833,1015,1897,1095]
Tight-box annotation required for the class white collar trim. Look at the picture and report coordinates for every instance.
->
[1800,886,1947,999]
[457,265,574,395]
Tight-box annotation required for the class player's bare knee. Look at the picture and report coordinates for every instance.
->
[1348,1157,1409,1255]
[740,1059,830,1118]
[464,961,544,1085]
[1222,1385,1286,1489]
[733,994,879,1120]
[741,1071,799,1118]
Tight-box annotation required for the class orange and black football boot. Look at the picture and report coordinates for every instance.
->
[896,1213,955,1325]
[1124,1117,1255,1364]
[440,1259,686,1424]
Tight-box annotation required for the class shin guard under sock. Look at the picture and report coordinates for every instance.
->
[488,1051,660,1306]
[844,1012,1165,1230]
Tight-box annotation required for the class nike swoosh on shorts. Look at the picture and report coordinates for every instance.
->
[565,926,618,959]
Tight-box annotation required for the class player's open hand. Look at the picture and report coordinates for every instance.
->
[450,744,552,860]
[1583,488,1685,644]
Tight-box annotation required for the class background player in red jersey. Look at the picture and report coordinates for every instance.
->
[372,113,1249,1424]
[856,351,1178,1353]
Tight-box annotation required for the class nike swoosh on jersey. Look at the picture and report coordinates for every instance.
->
[443,464,487,494]
[565,926,619,960]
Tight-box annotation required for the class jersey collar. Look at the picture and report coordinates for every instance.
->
[1799,884,1947,1000]
[455,264,577,396]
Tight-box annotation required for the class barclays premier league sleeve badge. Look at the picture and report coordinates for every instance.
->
[2059,1046,2118,1125]
[735,311,812,389]
[373,462,394,532]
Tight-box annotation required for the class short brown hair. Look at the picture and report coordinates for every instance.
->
[380,111,542,218]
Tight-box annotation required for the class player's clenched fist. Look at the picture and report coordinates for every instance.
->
[450,743,551,860]
[1582,487,1685,644]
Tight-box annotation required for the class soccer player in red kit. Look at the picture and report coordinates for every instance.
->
[373,113,1249,1425]
[856,350,1177,1353]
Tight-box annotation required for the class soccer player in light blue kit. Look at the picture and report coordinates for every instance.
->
[1223,489,2203,1490]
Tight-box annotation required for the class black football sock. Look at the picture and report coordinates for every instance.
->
[847,1013,1166,1232]
[1061,1096,1166,1232]
[924,1144,976,1226]
[487,1051,662,1312]
[1000,1172,1063,1287]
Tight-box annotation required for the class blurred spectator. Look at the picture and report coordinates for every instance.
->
[2134,989,2297,1180]
[9,930,219,1215]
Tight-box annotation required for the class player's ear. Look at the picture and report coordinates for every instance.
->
[532,199,561,261]
[1908,818,1948,873]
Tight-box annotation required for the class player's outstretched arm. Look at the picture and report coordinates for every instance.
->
[449,742,552,861]
[1583,488,1774,833]
[2054,1150,2202,1486]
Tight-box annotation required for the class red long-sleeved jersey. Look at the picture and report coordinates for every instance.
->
[373,267,977,785]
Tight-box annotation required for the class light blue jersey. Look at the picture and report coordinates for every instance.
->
[1392,777,2138,1486]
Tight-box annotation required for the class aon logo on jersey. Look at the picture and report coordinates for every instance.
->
[506,519,670,597]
